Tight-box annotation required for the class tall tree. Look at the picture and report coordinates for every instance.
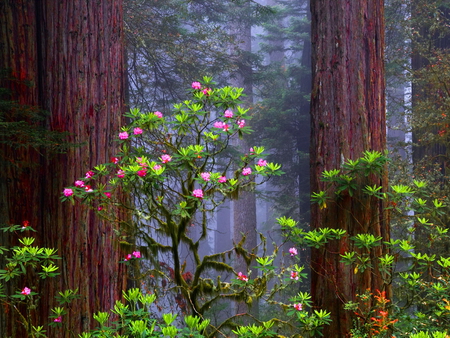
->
[309,1,388,336]
[0,1,126,336]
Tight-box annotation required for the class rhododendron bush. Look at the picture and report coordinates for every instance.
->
[61,78,330,336]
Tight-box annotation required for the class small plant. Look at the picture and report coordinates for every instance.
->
[0,223,79,337]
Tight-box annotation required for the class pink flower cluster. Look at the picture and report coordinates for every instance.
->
[242,167,252,176]
[133,127,143,135]
[218,176,227,183]
[289,247,298,256]
[224,109,233,118]
[257,159,267,167]
[119,131,129,140]
[191,82,201,90]
[154,111,163,118]
[200,172,211,181]
[290,271,299,280]
[293,303,303,311]
[237,272,248,282]
[161,154,172,164]
[124,251,141,261]
[192,189,203,199]
[21,287,31,295]
[63,188,73,197]
[214,121,230,131]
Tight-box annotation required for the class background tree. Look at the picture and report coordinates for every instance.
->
[309,1,388,336]
[0,1,126,336]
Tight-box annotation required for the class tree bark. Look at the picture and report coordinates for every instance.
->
[0,1,127,336]
[310,1,388,336]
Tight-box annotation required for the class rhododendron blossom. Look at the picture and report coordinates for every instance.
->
[289,247,298,256]
[117,170,125,178]
[54,316,62,323]
[133,127,143,135]
[132,251,141,258]
[290,271,299,280]
[200,172,211,181]
[74,180,85,187]
[161,154,172,163]
[119,131,129,140]
[85,171,95,178]
[191,81,201,90]
[192,189,203,198]
[222,123,230,131]
[124,254,133,261]
[218,176,227,183]
[84,186,94,193]
[224,109,233,118]
[202,88,211,95]
[237,272,248,282]
[242,167,252,176]
[63,188,73,197]
[154,111,163,118]
[257,159,267,167]
[137,169,147,177]
[153,164,162,171]
[238,120,246,128]
[214,121,224,129]
[293,303,303,311]
[21,287,31,295]
[111,157,119,164]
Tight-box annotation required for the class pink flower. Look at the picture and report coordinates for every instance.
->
[119,131,129,140]
[74,180,85,187]
[21,287,31,295]
[293,303,303,311]
[192,189,203,198]
[63,188,73,197]
[84,185,93,193]
[124,254,133,261]
[117,170,125,178]
[191,82,201,90]
[222,123,230,132]
[85,171,95,179]
[132,251,141,258]
[161,154,172,163]
[242,167,252,176]
[290,271,299,280]
[202,88,211,95]
[137,169,147,177]
[237,272,248,282]
[154,111,163,118]
[111,157,119,164]
[98,206,103,211]
[249,148,254,154]
[289,247,298,256]
[104,192,111,199]
[257,159,267,167]
[224,109,233,118]
[200,172,211,181]
[218,176,227,183]
[153,164,162,171]
[214,121,224,129]
[53,316,62,323]
[133,127,143,135]
[238,120,246,128]
[136,157,148,167]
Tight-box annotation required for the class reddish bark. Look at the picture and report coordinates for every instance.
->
[0,0,127,336]
[310,1,388,337]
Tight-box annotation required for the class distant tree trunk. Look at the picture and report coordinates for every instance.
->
[310,1,388,337]
[230,16,258,317]
[0,1,127,336]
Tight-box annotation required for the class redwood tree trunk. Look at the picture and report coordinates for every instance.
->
[0,1,127,336]
[310,1,388,336]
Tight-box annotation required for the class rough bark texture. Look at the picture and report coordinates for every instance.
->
[0,0,127,336]
[310,1,388,337]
